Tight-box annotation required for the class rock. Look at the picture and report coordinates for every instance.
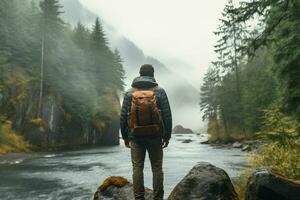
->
[232,142,243,148]
[172,125,193,134]
[168,162,238,200]
[246,168,300,200]
[94,176,153,200]
[182,139,193,143]
[200,140,210,144]
[242,145,251,151]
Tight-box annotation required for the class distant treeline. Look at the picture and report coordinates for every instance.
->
[0,0,125,151]
[200,0,300,142]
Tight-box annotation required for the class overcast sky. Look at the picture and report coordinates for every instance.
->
[79,0,228,88]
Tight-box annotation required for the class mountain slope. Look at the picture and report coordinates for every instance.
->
[60,0,201,129]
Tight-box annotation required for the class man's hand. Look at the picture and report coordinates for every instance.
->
[162,139,169,148]
[124,139,130,148]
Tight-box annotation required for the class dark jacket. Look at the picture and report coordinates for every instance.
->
[120,76,172,140]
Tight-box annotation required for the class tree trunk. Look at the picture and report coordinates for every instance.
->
[37,34,44,118]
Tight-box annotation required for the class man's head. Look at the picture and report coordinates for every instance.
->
[139,64,154,77]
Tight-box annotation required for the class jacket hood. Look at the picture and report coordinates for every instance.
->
[131,76,158,88]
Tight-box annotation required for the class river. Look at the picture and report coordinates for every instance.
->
[0,133,248,200]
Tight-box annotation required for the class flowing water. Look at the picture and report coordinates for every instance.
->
[0,133,248,200]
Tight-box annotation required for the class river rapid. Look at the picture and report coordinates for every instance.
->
[0,133,248,200]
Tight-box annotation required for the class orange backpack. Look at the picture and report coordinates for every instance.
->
[127,87,163,137]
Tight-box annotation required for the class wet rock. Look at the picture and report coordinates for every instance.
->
[172,125,193,134]
[94,176,153,200]
[182,139,193,143]
[0,152,37,164]
[246,168,300,200]
[242,145,251,151]
[200,140,210,144]
[232,142,243,148]
[168,162,238,200]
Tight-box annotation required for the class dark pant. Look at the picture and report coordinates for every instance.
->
[130,137,164,200]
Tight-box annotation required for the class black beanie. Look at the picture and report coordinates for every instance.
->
[139,64,154,77]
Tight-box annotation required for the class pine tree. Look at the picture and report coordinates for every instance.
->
[200,67,221,121]
[90,18,108,52]
[214,0,249,97]
[112,49,125,91]
[89,17,112,92]
[73,22,89,49]
[211,0,250,131]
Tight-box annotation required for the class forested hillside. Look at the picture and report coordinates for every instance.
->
[200,0,300,181]
[60,0,200,129]
[0,0,125,153]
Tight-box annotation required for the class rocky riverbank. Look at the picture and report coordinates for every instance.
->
[94,162,300,200]
[200,139,261,152]
[0,152,36,164]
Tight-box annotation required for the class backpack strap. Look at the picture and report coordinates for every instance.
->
[133,96,140,126]
[147,97,153,124]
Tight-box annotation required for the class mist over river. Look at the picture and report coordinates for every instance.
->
[0,133,247,200]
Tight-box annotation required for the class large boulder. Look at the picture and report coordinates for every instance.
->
[172,125,193,134]
[93,176,153,200]
[232,142,243,148]
[168,162,238,200]
[245,168,300,200]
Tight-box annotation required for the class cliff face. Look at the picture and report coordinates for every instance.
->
[0,69,120,148]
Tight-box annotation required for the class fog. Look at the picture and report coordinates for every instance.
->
[73,0,230,131]
[79,0,228,87]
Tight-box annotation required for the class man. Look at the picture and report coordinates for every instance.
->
[120,64,172,200]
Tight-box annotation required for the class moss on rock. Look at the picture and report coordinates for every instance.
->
[30,118,48,129]
[99,176,129,191]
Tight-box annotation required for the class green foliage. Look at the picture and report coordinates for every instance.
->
[234,103,300,198]
[200,67,220,121]
[200,0,299,142]
[240,49,277,132]
[213,0,249,71]
[0,116,30,154]
[232,170,252,200]
[201,48,276,141]
[201,0,300,195]
[232,0,300,120]
[250,104,300,179]
[257,104,299,145]
[251,142,300,180]
[201,0,251,141]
